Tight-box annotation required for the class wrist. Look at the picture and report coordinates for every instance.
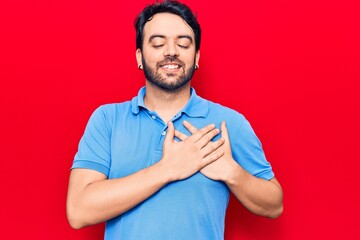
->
[223,160,245,187]
[152,158,175,184]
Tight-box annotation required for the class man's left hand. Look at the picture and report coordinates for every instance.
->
[175,120,284,219]
[175,121,240,182]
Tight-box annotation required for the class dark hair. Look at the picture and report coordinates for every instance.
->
[134,0,201,51]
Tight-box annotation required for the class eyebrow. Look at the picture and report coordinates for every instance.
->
[149,34,165,42]
[148,34,193,43]
[178,35,193,43]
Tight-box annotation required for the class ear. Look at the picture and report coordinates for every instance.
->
[195,50,200,66]
[136,49,142,67]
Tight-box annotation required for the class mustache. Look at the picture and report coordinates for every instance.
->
[156,56,185,68]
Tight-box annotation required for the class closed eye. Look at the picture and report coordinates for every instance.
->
[178,45,189,49]
[153,45,164,49]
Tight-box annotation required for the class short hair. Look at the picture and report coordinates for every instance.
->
[134,0,201,52]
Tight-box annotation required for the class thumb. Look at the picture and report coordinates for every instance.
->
[164,121,175,144]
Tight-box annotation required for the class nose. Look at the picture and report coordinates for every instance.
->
[163,41,179,57]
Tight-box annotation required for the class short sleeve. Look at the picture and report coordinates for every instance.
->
[231,118,274,180]
[72,106,111,177]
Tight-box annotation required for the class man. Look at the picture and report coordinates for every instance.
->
[66,1,283,239]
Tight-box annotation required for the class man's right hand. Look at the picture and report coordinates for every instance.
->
[160,121,225,181]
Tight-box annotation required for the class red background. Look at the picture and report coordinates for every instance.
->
[1,0,359,239]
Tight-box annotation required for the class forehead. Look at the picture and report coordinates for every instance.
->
[143,13,194,40]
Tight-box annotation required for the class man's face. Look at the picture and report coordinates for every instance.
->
[136,13,200,92]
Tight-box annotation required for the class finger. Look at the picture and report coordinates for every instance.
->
[174,130,188,141]
[201,138,225,157]
[201,148,224,167]
[189,123,216,142]
[221,121,230,142]
[164,121,175,144]
[196,128,220,148]
[183,120,199,134]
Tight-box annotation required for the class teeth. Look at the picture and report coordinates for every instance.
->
[162,64,180,69]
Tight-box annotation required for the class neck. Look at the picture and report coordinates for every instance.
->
[144,82,191,123]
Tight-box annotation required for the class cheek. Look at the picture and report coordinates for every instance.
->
[182,51,196,63]
[184,56,196,67]
[143,52,161,66]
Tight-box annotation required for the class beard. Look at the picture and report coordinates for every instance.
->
[142,56,196,92]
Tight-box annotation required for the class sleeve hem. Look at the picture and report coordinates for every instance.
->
[71,160,109,177]
[255,170,274,181]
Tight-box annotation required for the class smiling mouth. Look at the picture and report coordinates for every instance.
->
[160,64,181,70]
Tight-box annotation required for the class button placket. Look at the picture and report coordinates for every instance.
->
[156,124,169,151]
[172,112,182,121]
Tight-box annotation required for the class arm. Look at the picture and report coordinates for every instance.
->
[66,122,225,229]
[176,121,283,218]
[67,163,170,229]
[223,163,283,218]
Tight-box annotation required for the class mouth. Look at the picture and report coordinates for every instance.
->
[159,63,182,70]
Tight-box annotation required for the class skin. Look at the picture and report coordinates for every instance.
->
[176,121,283,218]
[136,13,200,123]
[66,12,283,230]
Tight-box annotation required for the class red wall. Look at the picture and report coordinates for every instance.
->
[1,0,359,239]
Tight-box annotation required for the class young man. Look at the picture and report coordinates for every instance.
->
[67,1,283,239]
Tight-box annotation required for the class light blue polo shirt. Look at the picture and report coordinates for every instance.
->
[72,87,274,240]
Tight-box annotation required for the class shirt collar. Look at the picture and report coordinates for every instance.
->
[131,87,147,114]
[131,86,209,118]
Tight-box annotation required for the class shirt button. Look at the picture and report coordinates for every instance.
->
[161,131,166,136]
[151,115,156,120]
